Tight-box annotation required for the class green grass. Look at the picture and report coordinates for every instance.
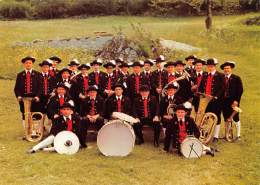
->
[0,14,260,185]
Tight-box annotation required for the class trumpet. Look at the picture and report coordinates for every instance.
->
[225,106,242,142]
[23,97,44,142]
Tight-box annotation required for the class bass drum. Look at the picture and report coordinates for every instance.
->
[97,119,135,157]
[181,136,203,159]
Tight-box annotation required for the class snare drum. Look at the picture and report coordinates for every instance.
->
[180,136,203,159]
[97,119,135,157]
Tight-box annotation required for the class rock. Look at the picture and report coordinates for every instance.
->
[159,38,201,52]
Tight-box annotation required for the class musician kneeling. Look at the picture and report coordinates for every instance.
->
[163,105,214,157]
[28,102,87,153]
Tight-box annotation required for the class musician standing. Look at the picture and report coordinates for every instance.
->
[105,84,132,119]
[14,56,41,129]
[70,63,91,113]
[132,85,161,146]
[118,62,130,96]
[38,60,57,114]
[151,56,167,100]
[142,59,154,90]
[89,59,107,96]
[80,86,105,132]
[57,68,72,90]
[103,60,117,98]
[198,58,224,142]
[185,55,197,76]
[191,58,207,112]
[68,59,80,76]
[164,61,176,84]
[127,61,148,101]
[113,58,123,81]
[49,56,62,77]
[220,61,243,140]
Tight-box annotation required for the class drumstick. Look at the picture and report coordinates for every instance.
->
[189,143,201,159]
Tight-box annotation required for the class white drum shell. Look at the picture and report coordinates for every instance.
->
[180,137,203,159]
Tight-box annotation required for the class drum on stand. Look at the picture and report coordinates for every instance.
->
[180,136,203,159]
[97,119,136,157]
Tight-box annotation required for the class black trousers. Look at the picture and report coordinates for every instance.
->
[205,99,222,125]
[19,98,40,120]
[133,118,161,143]
[192,96,200,113]
[222,98,240,122]
[163,121,176,151]
[81,116,105,132]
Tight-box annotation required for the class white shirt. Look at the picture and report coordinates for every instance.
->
[58,95,64,98]
[168,95,175,100]
[63,115,72,121]
[225,74,231,79]
[208,70,216,76]
[178,118,185,122]
[168,72,175,76]
[116,95,122,101]
[25,69,33,74]
[42,72,49,76]
[196,71,203,76]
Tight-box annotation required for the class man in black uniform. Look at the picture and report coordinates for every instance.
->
[49,56,62,77]
[89,59,107,96]
[142,59,154,91]
[14,56,41,129]
[118,62,130,96]
[47,83,73,121]
[127,61,148,101]
[132,85,161,147]
[113,58,123,81]
[38,60,57,114]
[68,59,80,77]
[198,58,224,142]
[70,63,91,113]
[56,68,72,90]
[28,102,87,153]
[220,61,243,140]
[80,86,105,132]
[105,83,132,119]
[185,55,197,76]
[103,60,117,98]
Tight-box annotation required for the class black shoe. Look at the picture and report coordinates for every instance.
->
[213,137,218,143]
[27,149,35,154]
[80,144,88,149]
[136,138,144,145]
[206,147,215,157]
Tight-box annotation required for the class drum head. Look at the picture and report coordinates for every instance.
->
[181,137,203,159]
[112,112,138,124]
[97,120,135,157]
[54,131,80,155]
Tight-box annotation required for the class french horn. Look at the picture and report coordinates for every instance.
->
[225,106,242,142]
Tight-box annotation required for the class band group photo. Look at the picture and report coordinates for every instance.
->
[14,53,243,158]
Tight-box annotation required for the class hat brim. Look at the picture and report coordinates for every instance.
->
[21,57,35,63]
[220,63,235,70]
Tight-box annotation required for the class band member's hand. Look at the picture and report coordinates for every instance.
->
[50,92,55,97]
[79,93,86,99]
[54,114,59,119]
[153,116,160,122]
[191,85,197,92]
[34,96,40,102]
[156,88,162,94]
[232,101,238,108]
[108,91,114,97]
[17,96,22,102]
[136,118,140,123]
[163,115,173,120]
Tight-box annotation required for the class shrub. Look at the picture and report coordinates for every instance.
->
[0,1,32,19]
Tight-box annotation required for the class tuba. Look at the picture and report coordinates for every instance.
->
[195,93,218,145]
[225,106,242,142]
[23,97,44,142]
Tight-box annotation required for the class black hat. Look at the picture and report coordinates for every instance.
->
[115,58,124,64]
[164,61,175,68]
[166,83,179,90]
[21,56,35,63]
[185,55,197,61]
[119,62,130,68]
[60,102,74,109]
[103,60,116,68]
[131,61,144,67]
[91,59,103,66]
[193,58,206,65]
[174,104,187,111]
[156,55,165,63]
[113,83,124,90]
[173,60,185,66]
[68,59,80,66]
[49,56,62,63]
[39,60,52,67]
[139,85,150,92]
[144,59,155,66]
[206,58,218,65]
[56,82,69,90]
[78,63,91,70]
[87,85,98,92]
[220,61,236,70]
[59,68,72,75]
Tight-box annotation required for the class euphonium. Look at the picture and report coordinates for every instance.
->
[23,97,44,142]
[195,93,218,145]
[225,106,242,142]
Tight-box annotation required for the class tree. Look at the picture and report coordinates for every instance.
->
[205,0,212,30]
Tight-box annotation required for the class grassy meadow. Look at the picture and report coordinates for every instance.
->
[0,14,260,185]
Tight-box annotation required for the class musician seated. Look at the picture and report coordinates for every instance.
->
[163,105,214,157]
[132,85,161,147]
[105,83,131,119]
[46,82,73,121]
[160,83,183,128]
[80,85,105,132]
[28,102,87,153]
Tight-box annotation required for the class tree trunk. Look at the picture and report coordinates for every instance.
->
[205,0,212,31]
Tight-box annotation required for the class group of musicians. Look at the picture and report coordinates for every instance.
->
[14,54,243,155]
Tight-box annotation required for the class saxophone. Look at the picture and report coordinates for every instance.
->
[225,106,242,142]
[23,97,44,142]
[195,93,218,145]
